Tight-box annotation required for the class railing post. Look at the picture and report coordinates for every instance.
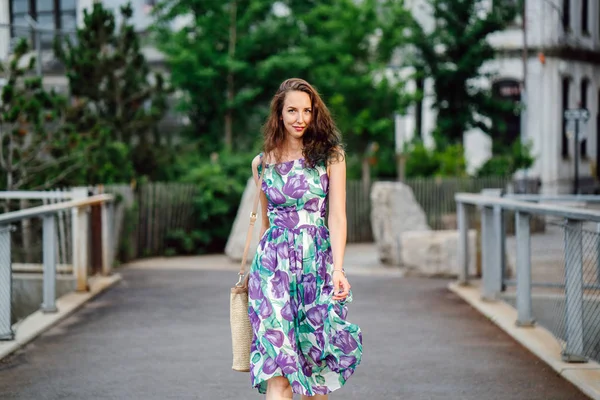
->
[562,219,587,362]
[457,201,469,285]
[74,205,89,292]
[481,206,502,300]
[515,211,534,326]
[0,225,14,340]
[71,188,89,292]
[101,201,113,276]
[41,215,58,313]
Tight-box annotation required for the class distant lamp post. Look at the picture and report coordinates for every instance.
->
[564,107,590,194]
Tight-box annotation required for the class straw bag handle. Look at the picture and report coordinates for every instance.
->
[235,159,265,287]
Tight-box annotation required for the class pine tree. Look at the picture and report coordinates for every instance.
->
[54,2,169,181]
[0,39,83,191]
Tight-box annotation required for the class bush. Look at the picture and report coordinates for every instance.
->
[476,141,535,177]
[404,141,467,178]
[171,151,256,254]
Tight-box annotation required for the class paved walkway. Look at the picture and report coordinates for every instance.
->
[0,245,590,399]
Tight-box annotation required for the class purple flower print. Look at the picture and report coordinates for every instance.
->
[332,330,359,354]
[309,346,323,364]
[339,355,357,369]
[265,329,284,347]
[288,328,297,351]
[306,304,327,326]
[271,270,289,299]
[261,242,278,272]
[256,340,266,355]
[303,197,320,212]
[248,271,263,300]
[314,327,325,348]
[276,353,298,374]
[271,228,283,240]
[318,225,329,240]
[326,355,338,371]
[312,386,329,395]
[263,356,278,374]
[259,298,273,318]
[292,381,303,393]
[281,301,294,321]
[276,242,289,259]
[266,187,286,204]
[289,246,303,274]
[343,368,354,380]
[317,254,327,280]
[275,161,294,175]
[320,173,329,193]
[302,274,317,304]
[273,210,299,229]
[299,352,313,376]
[248,308,260,332]
[282,174,309,199]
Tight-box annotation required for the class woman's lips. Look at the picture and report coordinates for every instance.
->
[293,126,304,132]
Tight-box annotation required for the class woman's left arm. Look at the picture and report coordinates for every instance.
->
[328,152,351,300]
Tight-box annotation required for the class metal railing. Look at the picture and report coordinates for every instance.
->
[456,193,600,363]
[0,194,115,340]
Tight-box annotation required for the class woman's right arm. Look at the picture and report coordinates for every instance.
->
[251,155,270,237]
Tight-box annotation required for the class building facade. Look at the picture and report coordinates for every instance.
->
[399,0,600,194]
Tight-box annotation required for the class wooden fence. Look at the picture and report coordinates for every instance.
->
[104,183,196,261]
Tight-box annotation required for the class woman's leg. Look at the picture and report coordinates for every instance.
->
[266,376,293,400]
[300,395,327,400]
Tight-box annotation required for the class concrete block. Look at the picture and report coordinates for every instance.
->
[370,181,431,266]
[400,229,478,277]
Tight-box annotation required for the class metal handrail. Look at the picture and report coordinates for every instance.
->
[455,192,597,363]
[0,193,115,341]
[0,194,113,224]
[456,193,600,222]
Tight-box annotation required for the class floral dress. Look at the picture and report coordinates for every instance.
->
[247,155,363,396]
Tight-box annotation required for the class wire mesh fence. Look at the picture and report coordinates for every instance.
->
[504,217,600,363]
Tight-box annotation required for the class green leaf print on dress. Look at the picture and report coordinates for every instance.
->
[248,157,363,396]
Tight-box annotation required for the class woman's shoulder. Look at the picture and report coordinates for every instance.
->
[251,153,263,170]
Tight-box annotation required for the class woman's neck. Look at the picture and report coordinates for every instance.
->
[281,138,304,157]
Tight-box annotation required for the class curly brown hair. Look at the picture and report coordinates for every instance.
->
[262,78,344,168]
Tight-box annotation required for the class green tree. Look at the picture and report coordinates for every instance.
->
[289,0,412,178]
[0,40,84,192]
[153,0,309,153]
[400,0,518,149]
[54,2,169,182]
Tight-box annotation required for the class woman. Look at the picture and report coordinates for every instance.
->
[247,78,363,400]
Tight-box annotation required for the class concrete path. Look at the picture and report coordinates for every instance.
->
[0,246,590,400]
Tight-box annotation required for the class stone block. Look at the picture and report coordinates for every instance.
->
[225,177,263,263]
[400,230,478,277]
[370,181,430,265]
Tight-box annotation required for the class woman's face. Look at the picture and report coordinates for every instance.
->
[281,90,312,140]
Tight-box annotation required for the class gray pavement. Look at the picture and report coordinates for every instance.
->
[0,261,590,399]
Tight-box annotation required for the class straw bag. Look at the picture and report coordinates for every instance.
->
[230,161,265,372]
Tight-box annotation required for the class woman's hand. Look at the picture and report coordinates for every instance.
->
[332,270,351,301]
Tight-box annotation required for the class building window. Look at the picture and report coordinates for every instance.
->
[9,0,76,48]
[581,0,589,34]
[580,78,588,158]
[562,77,570,159]
[563,0,571,31]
